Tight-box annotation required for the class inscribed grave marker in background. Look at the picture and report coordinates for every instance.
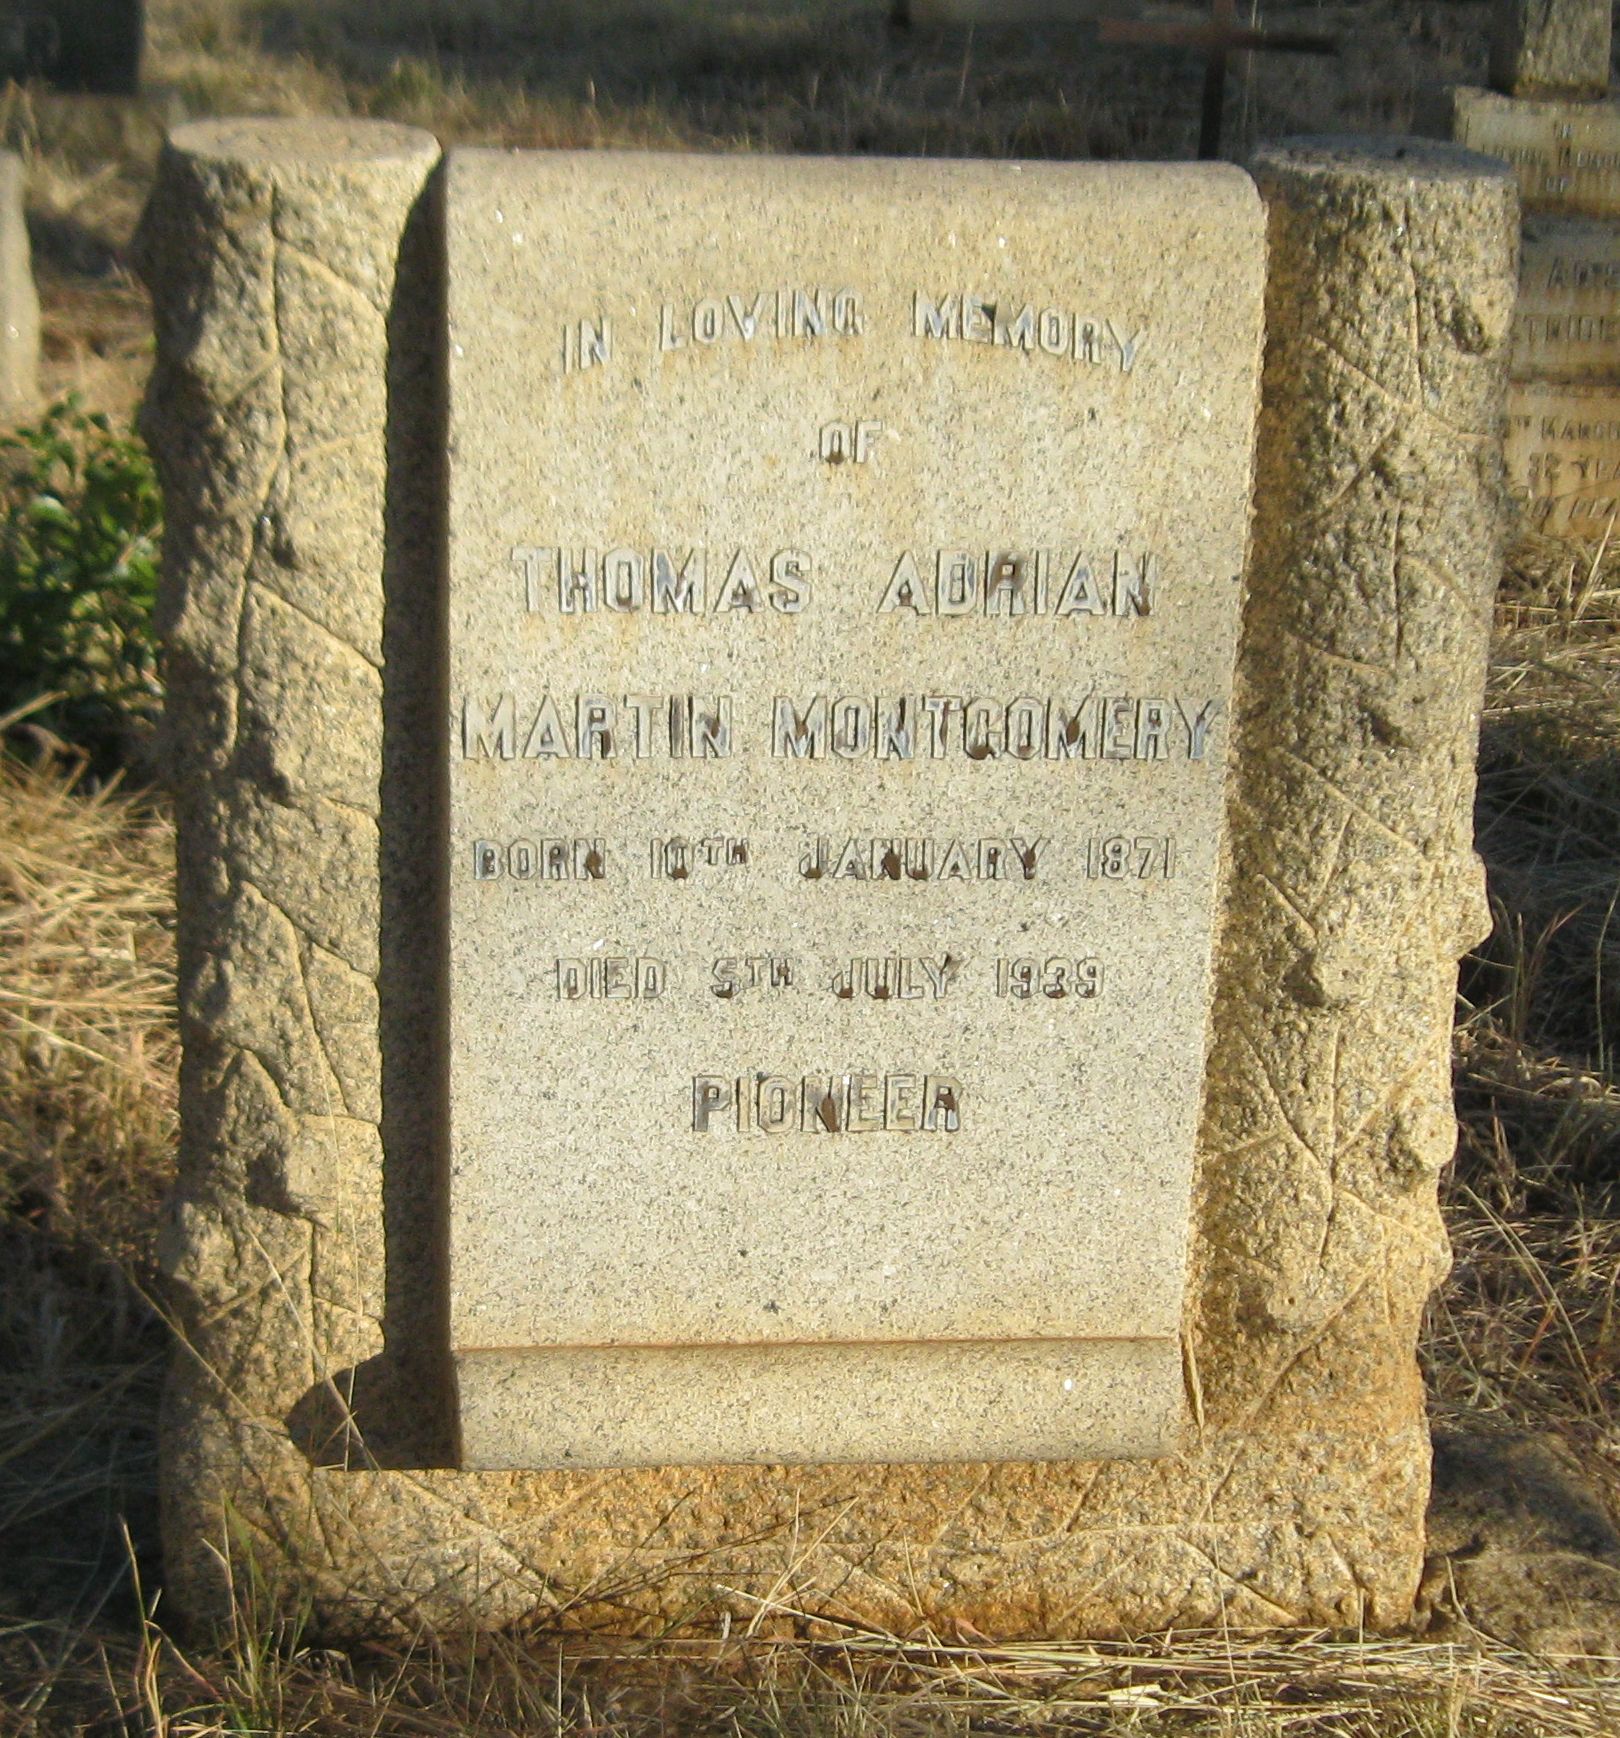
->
[1435,0,1620,535]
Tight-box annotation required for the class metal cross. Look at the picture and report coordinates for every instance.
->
[1099,0,1337,159]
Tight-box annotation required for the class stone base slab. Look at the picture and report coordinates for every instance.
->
[457,1339,1182,1470]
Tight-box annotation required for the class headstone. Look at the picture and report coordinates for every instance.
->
[0,152,38,415]
[1490,0,1612,100]
[1433,0,1620,536]
[0,0,143,95]
[1441,88,1620,218]
[1504,378,1620,533]
[138,122,1512,1640]
[899,0,1335,159]
[446,152,1260,1469]
[1513,214,1620,375]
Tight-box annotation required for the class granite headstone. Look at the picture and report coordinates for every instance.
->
[139,120,1511,1640]
[444,152,1260,1469]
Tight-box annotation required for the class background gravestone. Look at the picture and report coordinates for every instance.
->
[1491,0,1613,100]
[902,0,1107,20]
[139,120,1512,1639]
[0,151,38,415]
[895,0,1334,160]
[1432,0,1620,536]
[0,0,143,95]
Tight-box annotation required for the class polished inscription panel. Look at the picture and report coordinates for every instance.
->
[445,151,1265,1468]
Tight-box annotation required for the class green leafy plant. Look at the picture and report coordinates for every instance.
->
[0,396,163,769]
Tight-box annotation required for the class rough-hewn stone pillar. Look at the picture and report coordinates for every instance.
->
[1199,134,1515,1602]
[141,128,1515,1640]
[138,119,443,1625]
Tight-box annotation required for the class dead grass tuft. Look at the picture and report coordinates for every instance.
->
[0,731,176,1250]
[0,734,173,1652]
[4,1618,1620,1736]
[1455,534,1620,1209]
[1431,532,1620,1540]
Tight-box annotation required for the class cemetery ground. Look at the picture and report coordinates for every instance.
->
[1,0,1619,1731]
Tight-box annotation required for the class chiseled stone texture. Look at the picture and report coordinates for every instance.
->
[0,153,38,414]
[1490,0,1613,100]
[144,122,1512,1640]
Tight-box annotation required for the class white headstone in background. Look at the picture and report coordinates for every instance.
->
[0,154,39,416]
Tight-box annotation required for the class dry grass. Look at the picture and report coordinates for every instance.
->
[10,1609,1620,1735]
[0,722,174,1662]
[1435,537,1620,1531]
[1414,551,1620,1676]
[0,565,1616,1736]
[0,0,1618,1732]
[0,711,176,1241]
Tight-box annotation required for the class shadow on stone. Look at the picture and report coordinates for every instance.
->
[374,161,455,1469]
[284,1356,426,1470]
